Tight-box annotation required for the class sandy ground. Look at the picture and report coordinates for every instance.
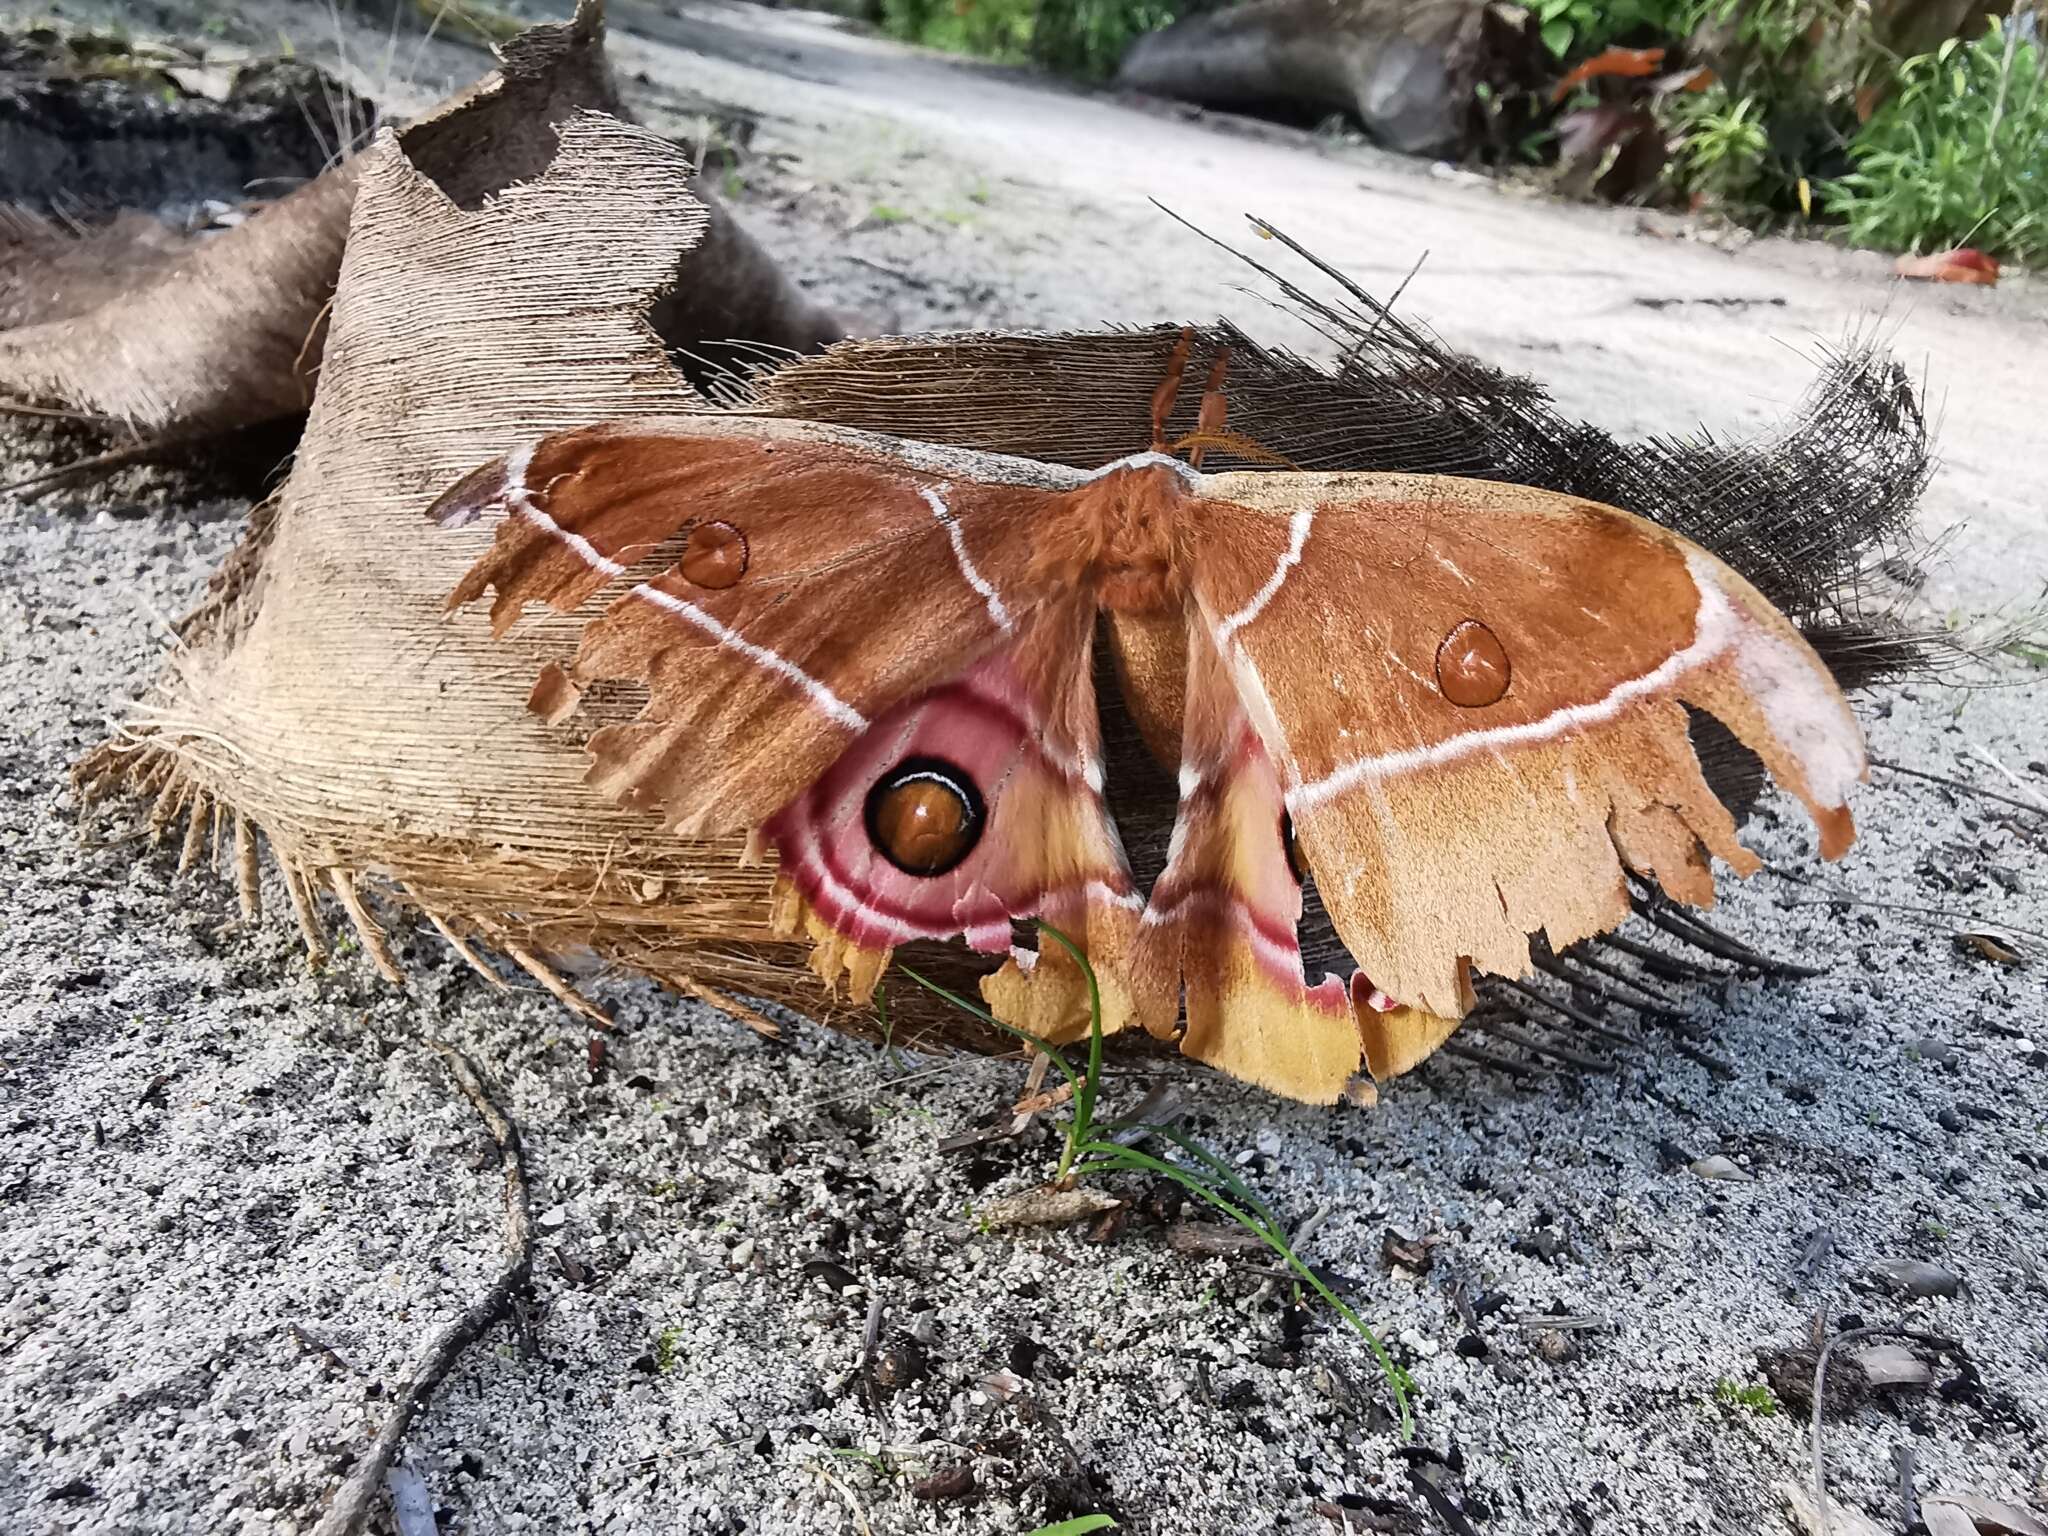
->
[3,3,2046,1534]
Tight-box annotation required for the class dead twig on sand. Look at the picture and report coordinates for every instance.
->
[312,1043,533,1536]
[860,1293,888,1433]
[1405,1465,1482,1536]
[1871,756,2047,821]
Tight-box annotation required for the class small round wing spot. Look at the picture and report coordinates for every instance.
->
[1436,619,1511,708]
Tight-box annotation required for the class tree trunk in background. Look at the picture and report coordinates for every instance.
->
[1867,0,2005,60]
[1116,0,1535,158]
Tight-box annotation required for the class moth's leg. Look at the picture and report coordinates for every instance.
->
[1148,325,1197,452]
[1187,348,1232,469]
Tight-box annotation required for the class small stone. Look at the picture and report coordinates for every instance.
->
[1936,1107,1966,1134]
[1534,1329,1579,1364]
[537,1205,568,1232]
[728,1238,756,1268]
[1867,1258,1961,1298]
[1689,1155,1754,1183]
[1856,1343,1934,1389]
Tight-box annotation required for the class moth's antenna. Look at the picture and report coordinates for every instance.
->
[1150,325,1196,452]
[1185,346,1231,468]
[1169,429,1299,471]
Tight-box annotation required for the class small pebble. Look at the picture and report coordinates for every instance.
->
[1868,1258,1961,1298]
[1534,1330,1578,1364]
[1689,1155,1754,1183]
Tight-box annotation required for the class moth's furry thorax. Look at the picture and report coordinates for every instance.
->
[1027,458,1199,615]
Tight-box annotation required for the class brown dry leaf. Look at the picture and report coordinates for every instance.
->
[1957,931,2025,966]
[0,165,358,436]
[1894,248,2000,285]
[74,57,760,1025]
[0,1,836,446]
[977,1185,1123,1230]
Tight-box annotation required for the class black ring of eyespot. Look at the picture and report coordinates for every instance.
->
[1281,810,1305,886]
[863,757,986,878]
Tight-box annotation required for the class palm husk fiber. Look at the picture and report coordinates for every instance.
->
[0,1,839,451]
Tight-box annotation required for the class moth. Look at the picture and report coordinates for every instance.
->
[429,336,1865,1103]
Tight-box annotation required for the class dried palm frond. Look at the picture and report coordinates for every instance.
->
[0,1,836,453]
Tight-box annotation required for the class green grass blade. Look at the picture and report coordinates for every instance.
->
[898,965,1083,1097]
[1075,1141,1415,1438]
[1134,1123,1283,1232]
[1034,920,1104,1143]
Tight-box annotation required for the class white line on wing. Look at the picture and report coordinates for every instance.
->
[513,498,626,581]
[1215,505,1313,645]
[1287,555,1737,811]
[513,501,867,732]
[920,484,1014,635]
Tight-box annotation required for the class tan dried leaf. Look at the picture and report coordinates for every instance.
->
[1957,931,2025,967]
[977,1185,1123,1230]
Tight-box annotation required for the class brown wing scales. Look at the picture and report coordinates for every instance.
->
[430,417,1056,834]
[1192,472,1864,1020]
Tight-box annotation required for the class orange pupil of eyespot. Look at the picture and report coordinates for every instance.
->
[873,778,974,874]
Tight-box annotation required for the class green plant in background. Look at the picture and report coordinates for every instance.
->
[1822,18,2048,263]
[878,0,1035,65]
[877,0,1189,79]
[902,924,1417,1439]
[1662,84,1773,210]
[654,1324,685,1374]
[1531,0,1689,60]
[1658,0,1870,222]
[1029,0,1185,78]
